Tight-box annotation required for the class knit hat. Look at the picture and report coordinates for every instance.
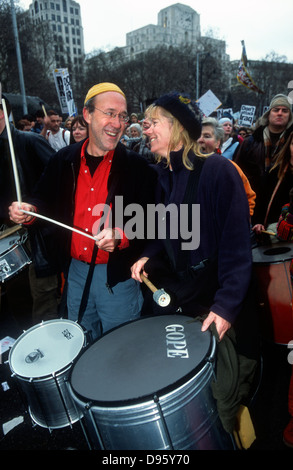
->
[219,117,232,125]
[154,92,202,140]
[84,82,126,105]
[259,94,293,127]
[269,94,292,111]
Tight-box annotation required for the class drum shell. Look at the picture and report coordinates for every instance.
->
[69,316,233,450]
[253,244,293,345]
[0,235,31,283]
[9,319,85,429]
[13,364,82,429]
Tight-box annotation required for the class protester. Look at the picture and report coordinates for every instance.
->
[0,96,59,327]
[197,117,256,217]
[69,114,88,144]
[219,117,241,159]
[41,109,70,151]
[130,113,139,123]
[238,127,249,139]
[32,109,45,134]
[131,92,252,342]
[9,83,157,341]
[124,123,142,150]
[133,117,156,163]
[234,94,293,226]
[252,131,293,238]
[15,119,32,131]
[64,116,74,130]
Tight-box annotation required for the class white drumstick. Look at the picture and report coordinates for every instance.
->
[21,209,96,241]
[1,98,22,206]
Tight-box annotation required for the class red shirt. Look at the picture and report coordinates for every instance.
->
[71,139,128,264]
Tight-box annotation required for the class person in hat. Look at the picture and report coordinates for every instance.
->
[234,94,293,227]
[219,117,241,160]
[131,92,252,341]
[9,82,157,341]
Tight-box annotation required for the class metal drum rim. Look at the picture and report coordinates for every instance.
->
[69,315,216,408]
[8,318,85,380]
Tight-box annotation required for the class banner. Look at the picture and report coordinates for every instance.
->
[237,41,264,94]
[53,68,75,115]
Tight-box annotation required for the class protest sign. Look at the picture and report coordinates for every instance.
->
[53,68,75,115]
[238,105,256,127]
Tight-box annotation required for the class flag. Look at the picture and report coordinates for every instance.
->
[237,41,264,94]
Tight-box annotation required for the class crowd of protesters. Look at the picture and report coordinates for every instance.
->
[1,87,293,449]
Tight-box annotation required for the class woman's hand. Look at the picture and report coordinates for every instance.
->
[201,311,231,341]
[252,223,265,235]
[131,257,149,282]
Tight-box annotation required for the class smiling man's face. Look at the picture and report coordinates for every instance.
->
[84,91,127,156]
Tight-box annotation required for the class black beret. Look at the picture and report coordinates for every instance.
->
[154,92,202,140]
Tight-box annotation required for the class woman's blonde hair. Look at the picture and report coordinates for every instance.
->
[145,105,205,170]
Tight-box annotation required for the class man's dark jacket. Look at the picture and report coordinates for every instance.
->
[234,123,293,224]
[29,140,157,287]
[0,124,56,276]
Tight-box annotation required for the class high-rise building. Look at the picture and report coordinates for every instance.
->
[124,4,228,62]
[27,0,85,69]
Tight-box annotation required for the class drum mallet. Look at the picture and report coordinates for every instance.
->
[140,273,171,307]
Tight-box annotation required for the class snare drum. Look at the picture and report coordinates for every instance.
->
[0,230,31,283]
[69,315,233,450]
[9,319,85,429]
[253,242,293,345]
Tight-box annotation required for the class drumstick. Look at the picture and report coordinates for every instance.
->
[261,230,276,236]
[140,273,157,293]
[140,273,171,307]
[0,225,22,240]
[21,209,97,241]
[2,98,22,206]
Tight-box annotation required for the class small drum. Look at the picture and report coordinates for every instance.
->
[68,315,233,450]
[9,319,85,429]
[0,230,31,283]
[253,243,293,345]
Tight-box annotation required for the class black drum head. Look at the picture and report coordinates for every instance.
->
[70,315,214,406]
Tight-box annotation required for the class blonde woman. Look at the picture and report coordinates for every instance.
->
[131,92,252,341]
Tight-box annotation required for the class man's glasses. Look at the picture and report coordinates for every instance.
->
[94,107,129,123]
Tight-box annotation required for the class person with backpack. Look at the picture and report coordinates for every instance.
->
[41,109,70,151]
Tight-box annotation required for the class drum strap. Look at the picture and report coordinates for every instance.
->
[78,174,119,325]
[263,162,289,228]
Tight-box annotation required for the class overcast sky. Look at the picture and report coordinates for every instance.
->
[19,0,293,63]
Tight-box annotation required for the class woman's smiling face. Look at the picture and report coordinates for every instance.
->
[144,109,173,157]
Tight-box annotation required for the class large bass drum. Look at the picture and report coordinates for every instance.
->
[9,319,85,429]
[252,242,293,345]
[68,315,233,450]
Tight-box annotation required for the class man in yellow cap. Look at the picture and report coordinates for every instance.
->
[9,83,157,341]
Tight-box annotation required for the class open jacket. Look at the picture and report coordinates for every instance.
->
[0,123,56,277]
[142,150,252,325]
[29,140,157,287]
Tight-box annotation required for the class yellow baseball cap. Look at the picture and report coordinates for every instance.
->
[84,82,126,105]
